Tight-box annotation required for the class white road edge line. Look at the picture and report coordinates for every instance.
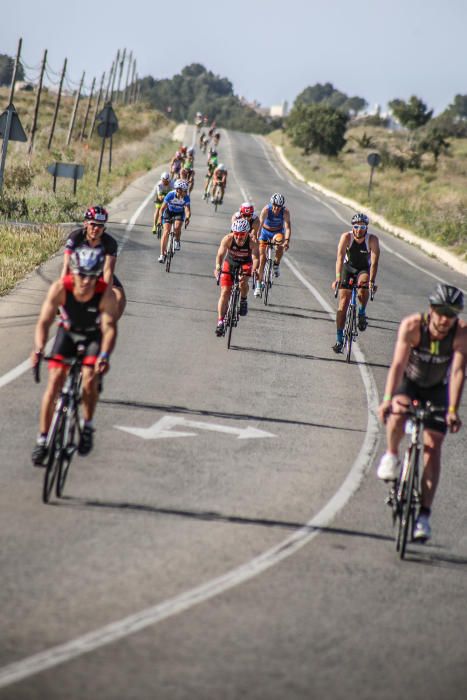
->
[0,187,157,392]
[0,128,380,691]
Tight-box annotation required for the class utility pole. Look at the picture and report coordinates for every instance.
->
[90,72,105,138]
[116,48,126,103]
[48,57,67,150]
[80,76,95,141]
[66,71,85,145]
[130,59,137,104]
[110,50,120,103]
[28,48,47,154]
[8,37,23,104]
[124,50,132,104]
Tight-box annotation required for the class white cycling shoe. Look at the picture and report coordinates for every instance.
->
[254,282,262,298]
[376,453,399,480]
[413,513,431,542]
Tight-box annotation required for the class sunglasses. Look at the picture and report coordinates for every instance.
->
[88,222,105,229]
[353,224,367,231]
[77,273,97,280]
[431,305,459,318]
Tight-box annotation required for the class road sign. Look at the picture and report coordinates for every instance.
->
[46,162,84,194]
[367,152,381,168]
[97,121,118,138]
[0,104,27,142]
[97,104,118,126]
[115,416,276,440]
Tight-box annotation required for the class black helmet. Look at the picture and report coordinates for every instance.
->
[69,247,105,277]
[351,212,369,226]
[429,283,464,311]
[84,205,108,224]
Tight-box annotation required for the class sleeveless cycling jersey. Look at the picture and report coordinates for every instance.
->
[405,313,458,388]
[226,235,253,264]
[263,204,284,232]
[344,232,370,271]
[60,275,107,334]
[65,228,118,258]
[155,181,172,200]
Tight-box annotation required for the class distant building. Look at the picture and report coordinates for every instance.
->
[270,101,288,118]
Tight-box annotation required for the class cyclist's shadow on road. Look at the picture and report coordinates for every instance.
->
[232,344,391,370]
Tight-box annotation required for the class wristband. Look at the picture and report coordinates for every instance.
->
[448,406,457,414]
[336,273,341,279]
[216,264,221,271]
[99,351,110,361]
[383,393,392,402]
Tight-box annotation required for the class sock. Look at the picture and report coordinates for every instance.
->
[241,297,247,302]
[337,329,344,343]
[419,507,431,518]
[358,304,366,316]
[84,420,94,430]
[37,433,47,444]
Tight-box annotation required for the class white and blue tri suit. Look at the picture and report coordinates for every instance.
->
[162,190,191,222]
[259,204,285,242]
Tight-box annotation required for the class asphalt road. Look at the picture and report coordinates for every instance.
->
[0,126,466,700]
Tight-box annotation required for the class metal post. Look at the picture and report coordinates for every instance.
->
[109,133,113,173]
[124,50,132,104]
[0,107,13,193]
[136,75,141,103]
[104,62,114,102]
[90,72,105,138]
[110,50,120,102]
[8,37,23,104]
[28,48,47,154]
[48,58,67,150]
[80,76,95,141]
[129,60,137,104]
[368,166,375,200]
[116,48,126,103]
[66,71,85,145]
[73,164,79,194]
[97,134,106,186]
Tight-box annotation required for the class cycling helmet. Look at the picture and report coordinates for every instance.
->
[351,212,369,226]
[270,193,285,207]
[175,151,182,158]
[429,283,464,311]
[69,247,105,277]
[84,205,108,223]
[210,149,218,157]
[232,218,250,234]
[187,147,194,155]
[161,172,170,181]
[240,202,254,217]
[180,146,187,154]
[174,179,189,191]
[218,163,226,171]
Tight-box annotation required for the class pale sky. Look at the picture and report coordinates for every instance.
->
[2,0,466,114]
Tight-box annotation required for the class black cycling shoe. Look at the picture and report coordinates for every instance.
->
[215,321,225,337]
[78,426,94,456]
[239,299,248,316]
[332,341,344,354]
[32,442,47,467]
[357,314,368,331]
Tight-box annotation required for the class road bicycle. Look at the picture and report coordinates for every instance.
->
[203,174,213,201]
[34,343,86,503]
[211,182,223,212]
[261,240,280,306]
[334,280,375,363]
[164,219,188,273]
[385,401,445,559]
[217,266,242,349]
[155,222,162,239]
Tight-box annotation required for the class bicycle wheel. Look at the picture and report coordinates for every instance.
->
[344,305,355,363]
[56,404,78,498]
[42,405,65,503]
[263,260,272,306]
[227,288,239,349]
[399,446,419,559]
[165,232,174,272]
[156,223,162,239]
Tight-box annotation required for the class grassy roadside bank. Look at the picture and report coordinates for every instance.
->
[268,128,467,260]
[0,87,176,295]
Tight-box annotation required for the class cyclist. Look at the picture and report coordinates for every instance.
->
[211,163,228,204]
[31,248,118,465]
[204,150,218,199]
[254,193,291,296]
[62,206,126,320]
[152,172,173,234]
[376,284,467,541]
[232,202,260,240]
[213,131,221,147]
[158,179,191,262]
[214,218,259,336]
[182,159,195,193]
[170,150,183,180]
[199,131,208,152]
[331,213,380,353]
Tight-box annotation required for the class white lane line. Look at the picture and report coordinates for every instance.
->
[225,131,250,202]
[0,190,157,392]
[0,128,381,692]
[255,136,466,291]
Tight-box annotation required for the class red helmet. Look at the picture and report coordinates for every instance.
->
[240,202,254,217]
[84,205,108,223]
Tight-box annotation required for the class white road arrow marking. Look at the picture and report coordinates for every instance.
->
[115,415,275,440]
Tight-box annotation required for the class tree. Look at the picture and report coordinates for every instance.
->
[0,54,24,86]
[446,94,467,119]
[287,103,349,155]
[388,96,433,130]
[418,127,450,164]
[294,82,367,115]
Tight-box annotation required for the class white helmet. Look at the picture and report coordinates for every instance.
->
[187,147,194,155]
[218,163,226,171]
[232,218,250,233]
[174,179,189,191]
[161,172,170,181]
[270,193,285,207]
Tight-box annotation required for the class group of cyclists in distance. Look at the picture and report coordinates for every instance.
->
[28,125,467,546]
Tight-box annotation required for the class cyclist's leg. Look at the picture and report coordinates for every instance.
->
[174,218,183,243]
[39,366,67,435]
[112,276,126,320]
[160,216,171,256]
[336,289,351,333]
[81,365,99,423]
[421,428,444,509]
[357,270,370,328]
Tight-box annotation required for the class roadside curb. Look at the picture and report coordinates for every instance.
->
[274,144,467,278]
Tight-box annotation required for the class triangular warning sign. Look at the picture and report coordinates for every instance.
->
[0,103,27,142]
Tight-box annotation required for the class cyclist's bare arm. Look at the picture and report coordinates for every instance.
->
[283,208,291,249]
[184,205,191,223]
[160,202,168,219]
[369,234,380,284]
[215,235,230,274]
[103,255,116,286]
[448,323,467,421]
[99,288,118,357]
[251,238,260,270]
[32,281,65,361]
[258,206,268,230]
[61,254,70,278]
[335,232,349,279]
[378,315,420,420]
